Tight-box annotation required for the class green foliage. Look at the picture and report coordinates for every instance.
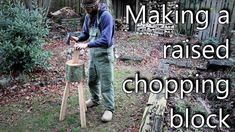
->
[0,1,50,73]
[202,37,219,46]
[175,100,208,115]
[174,99,209,131]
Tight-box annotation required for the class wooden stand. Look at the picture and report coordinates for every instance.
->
[59,49,87,128]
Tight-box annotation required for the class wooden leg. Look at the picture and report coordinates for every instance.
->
[78,81,86,128]
[83,81,87,112]
[59,82,70,121]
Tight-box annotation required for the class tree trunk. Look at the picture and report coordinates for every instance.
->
[65,60,85,82]
[42,0,51,18]
[24,0,33,11]
[100,0,113,15]
[139,93,167,132]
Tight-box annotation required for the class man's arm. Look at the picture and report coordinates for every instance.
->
[88,11,114,48]
[77,15,90,42]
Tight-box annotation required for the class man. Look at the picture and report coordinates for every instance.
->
[72,0,115,122]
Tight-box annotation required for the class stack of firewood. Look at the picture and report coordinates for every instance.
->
[136,23,175,37]
[136,0,177,36]
[49,7,81,32]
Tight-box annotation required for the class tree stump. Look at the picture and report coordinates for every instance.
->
[65,60,85,82]
[59,49,87,128]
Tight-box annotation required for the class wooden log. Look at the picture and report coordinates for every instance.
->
[140,70,168,131]
[59,82,70,121]
[72,49,79,64]
[118,55,144,63]
[207,59,234,71]
[139,93,167,132]
[65,60,85,83]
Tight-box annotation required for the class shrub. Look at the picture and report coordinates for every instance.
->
[0,1,50,74]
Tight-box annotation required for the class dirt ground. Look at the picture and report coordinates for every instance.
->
[0,31,165,131]
[0,31,234,131]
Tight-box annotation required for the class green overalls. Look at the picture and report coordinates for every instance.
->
[88,12,115,112]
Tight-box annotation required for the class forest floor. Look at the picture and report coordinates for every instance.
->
[0,31,234,132]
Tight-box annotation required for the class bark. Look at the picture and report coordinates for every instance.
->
[24,0,33,11]
[65,60,85,82]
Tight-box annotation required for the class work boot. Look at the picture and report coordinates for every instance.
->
[85,99,99,108]
[101,110,113,122]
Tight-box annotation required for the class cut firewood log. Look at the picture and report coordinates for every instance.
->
[207,59,234,71]
[65,60,85,82]
[139,93,167,132]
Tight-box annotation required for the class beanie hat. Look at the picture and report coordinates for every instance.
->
[81,0,100,8]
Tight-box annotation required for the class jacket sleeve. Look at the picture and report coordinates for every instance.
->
[77,15,90,42]
[88,11,114,48]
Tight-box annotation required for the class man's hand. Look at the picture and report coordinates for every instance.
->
[74,43,88,50]
[69,36,78,45]
[71,36,78,41]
